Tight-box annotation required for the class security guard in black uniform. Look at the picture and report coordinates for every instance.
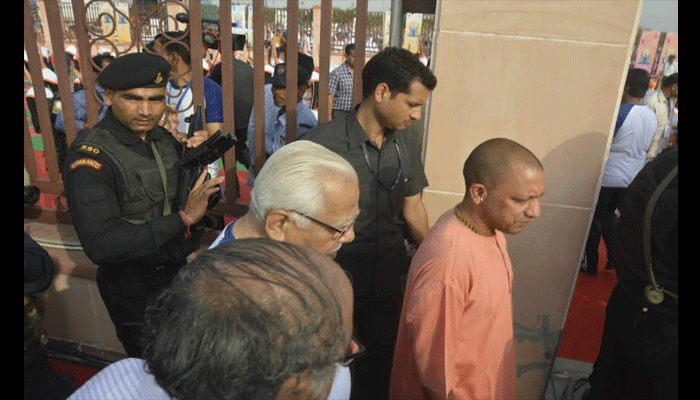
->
[584,146,678,400]
[62,53,224,357]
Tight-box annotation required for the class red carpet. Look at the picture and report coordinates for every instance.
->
[556,240,617,363]
[48,357,102,390]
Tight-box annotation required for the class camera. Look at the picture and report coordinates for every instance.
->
[175,13,246,51]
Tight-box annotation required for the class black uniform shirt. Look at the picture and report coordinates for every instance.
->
[613,146,678,313]
[299,106,429,254]
[63,109,196,268]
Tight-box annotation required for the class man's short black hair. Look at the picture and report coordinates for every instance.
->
[345,43,355,55]
[662,73,678,89]
[160,31,191,66]
[625,68,651,99]
[91,54,115,74]
[361,46,437,99]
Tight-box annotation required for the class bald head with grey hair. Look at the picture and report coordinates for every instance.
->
[143,238,354,400]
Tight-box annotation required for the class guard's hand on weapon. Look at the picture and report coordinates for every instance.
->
[183,129,211,149]
[181,169,224,224]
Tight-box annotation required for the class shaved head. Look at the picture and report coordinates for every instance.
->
[462,138,543,191]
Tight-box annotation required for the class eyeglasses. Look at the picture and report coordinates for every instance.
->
[338,337,366,367]
[294,212,356,241]
[360,141,403,190]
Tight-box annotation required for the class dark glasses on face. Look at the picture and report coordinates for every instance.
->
[294,211,356,241]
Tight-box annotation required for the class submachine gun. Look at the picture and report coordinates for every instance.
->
[175,105,237,216]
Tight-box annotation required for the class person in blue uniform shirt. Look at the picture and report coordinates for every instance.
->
[247,53,317,186]
[54,53,116,134]
[62,52,223,358]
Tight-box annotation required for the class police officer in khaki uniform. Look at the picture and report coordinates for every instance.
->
[62,52,223,357]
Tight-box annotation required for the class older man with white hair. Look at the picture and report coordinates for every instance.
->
[210,140,360,258]
[209,140,361,400]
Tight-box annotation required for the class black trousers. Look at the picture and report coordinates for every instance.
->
[96,265,180,358]
[336,240,409,400]
[583,186,626,272]
[584,284,678,400]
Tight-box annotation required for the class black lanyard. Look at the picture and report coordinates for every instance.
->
[360,140,402,190]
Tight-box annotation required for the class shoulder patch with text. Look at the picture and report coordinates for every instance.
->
[69,158,103,171]
[77,144,101,155]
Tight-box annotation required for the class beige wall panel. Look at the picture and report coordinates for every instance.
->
[24,221,99,279]
[438,0,640,44]
[514,340,550,399]
[40,275,125,355]
[425,31,630,208]
[508,204,592,389]
[422,189,464,226]
[508,204,591,326]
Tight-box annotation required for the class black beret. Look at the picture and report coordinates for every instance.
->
[269,63,312,88]
[98,53,170,90]
[269,53,315,88]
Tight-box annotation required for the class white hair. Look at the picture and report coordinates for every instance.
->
[250,140,358,227]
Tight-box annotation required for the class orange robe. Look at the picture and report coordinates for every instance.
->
[390,210,516,400]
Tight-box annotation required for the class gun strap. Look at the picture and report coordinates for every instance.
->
[643,163,678,300]
[150,141,172,217]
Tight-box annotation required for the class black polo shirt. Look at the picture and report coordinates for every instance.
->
[299,106,428,255]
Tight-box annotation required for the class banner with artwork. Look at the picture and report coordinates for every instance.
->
[403,13,423,54]
[115,3,131,43]
[655,32,678,76]
[99,2,131,44]
[247,5,253,47]
[383,11,391,50]
[231,5,246,35]
[633,30,661,73]
[100,3,115,41]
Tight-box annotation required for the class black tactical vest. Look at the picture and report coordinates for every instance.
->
[71,128,180,223]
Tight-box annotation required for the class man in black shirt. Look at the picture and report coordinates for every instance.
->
[209,54,254,168]
[584,146,677,399]
[62,52,223,357]
[300,47,437,400]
